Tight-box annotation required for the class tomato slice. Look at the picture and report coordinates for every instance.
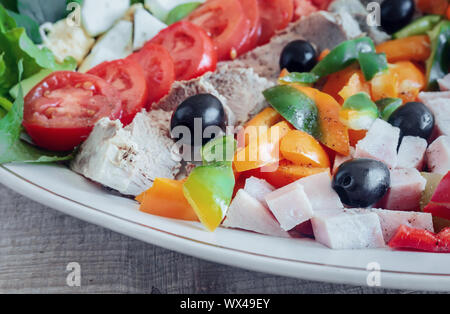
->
[149,21,217,81]
[128,43,176,107]
[238,0,262,54]
[257,0,294,45]
[88,59,148,126]
[187,0,250,61]
[23,71,122,151]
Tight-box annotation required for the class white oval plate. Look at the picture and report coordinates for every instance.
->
[1,163,449,291]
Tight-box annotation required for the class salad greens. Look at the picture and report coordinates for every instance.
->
[165,2,201,25]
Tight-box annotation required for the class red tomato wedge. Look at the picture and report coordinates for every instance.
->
[149,21,217,81]
[187,0,250,61]
[238,0,261,54]
[23,71,122,152]
[128,43,175,107]
[257,0,294,45]
[88,59,148,126]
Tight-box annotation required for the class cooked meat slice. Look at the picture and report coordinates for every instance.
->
[355,119,400,169]
[379,168,426,212]
[426,136,450,175]
[222,189,290,238]
[333,147,355,174]
[71,110,182,196]
[349,208,434,242]
[244,177,275,206]
[232,11,361,81]
[311,211,385,249]
[422,97,450,137]
[154,65,273,126]
[438,74,450,91]
[397,136,428,170]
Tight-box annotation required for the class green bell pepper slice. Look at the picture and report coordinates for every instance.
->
[358,52,388,81]
[376,98,403,121]
[311,37,376,79]
[426,21,450,91]
[201,135,236,165]
[393,15,443,39]
[183,163,235,232]
[340,92,379,130]
[263,85,319,138]
[278,72,319,86]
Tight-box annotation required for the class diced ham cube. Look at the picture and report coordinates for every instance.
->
[333,147,355,174]
[438,74,450,91]
[349,208,434,242]
[355,119,400,169]
[265,183,314,231]
[419,91,450,104]
[311,211,385,250]
[293,171,344,212]
[380,168,426,211]
[397,136,427,170]
[426,136,450,175]
[423,98,450,137]
[222,189,289,238]
[244,177,275,206]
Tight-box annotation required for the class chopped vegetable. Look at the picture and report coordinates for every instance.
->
[294,86,350,156]
[137,178,199,222]
[376,97,403,121]
[358,52,388,81]
[416,0,449,16]
[311,37,376,79]
[183,162,235,231]
[371,68,399,101]
[234,121,292,172]
[376,35,431,63]
[278,72,319,86]
[424,172,450,221]
[420,172,450,232]
[165,2,202,24]
[280,130,330,168]
[322,65,360,103]
[240,107,283,147]
[340,92,379,130]
[426,20,450,90]
[388,225,450,253]
[390,61,426,103]
[393,15,442,39]
[337,71,371,102]
[263,85,319,137]
[202,135,236,165]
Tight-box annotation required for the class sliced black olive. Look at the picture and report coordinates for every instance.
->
[388,102,435,141]
[332,159,391,208]
[381,0,415,34]
[171,94,226,146]
[280,40,317,73]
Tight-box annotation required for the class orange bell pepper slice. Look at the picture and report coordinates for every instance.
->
[239,107,283,147]
[417,0,448,15]
[447,4,450,20]
[234,121,293,172]
[318,49,330,61]
[389,61,426,103]
[250,160,330,189]
[376,35,431,63]
[371,68,399,101]
[293,86,350,156]
[338,71,371,102]
[136,178,199,222]
[280,130,330,168]
[322,65,361,104]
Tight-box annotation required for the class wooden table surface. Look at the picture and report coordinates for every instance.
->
[0,184,431,294]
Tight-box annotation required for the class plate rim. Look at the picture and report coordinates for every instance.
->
[1,164,449,292]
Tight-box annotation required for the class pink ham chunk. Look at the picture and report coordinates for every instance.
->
[244,177,275,206]
[311,211,385,250]
[380,168,426,211]
[419,91,450,103]
[423,97,450,137]
[396,136,427,170]
[349,208,434,242]
[222,189,289,238]
[426,136,450,175]
[355,119,400,169]
[265,183,314,231]
[294,171,344,212]
[333,147,355,174]
[438,74,450,91]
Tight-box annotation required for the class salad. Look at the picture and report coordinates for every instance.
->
[0,0,450,254]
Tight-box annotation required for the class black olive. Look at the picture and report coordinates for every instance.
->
[388,102,435,141]
[171,94,226,146]
[381,0,415,34]
[332,159,391,208]
[280,40,317,73]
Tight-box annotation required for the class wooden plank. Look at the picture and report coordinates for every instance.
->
[0,185,422,294]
